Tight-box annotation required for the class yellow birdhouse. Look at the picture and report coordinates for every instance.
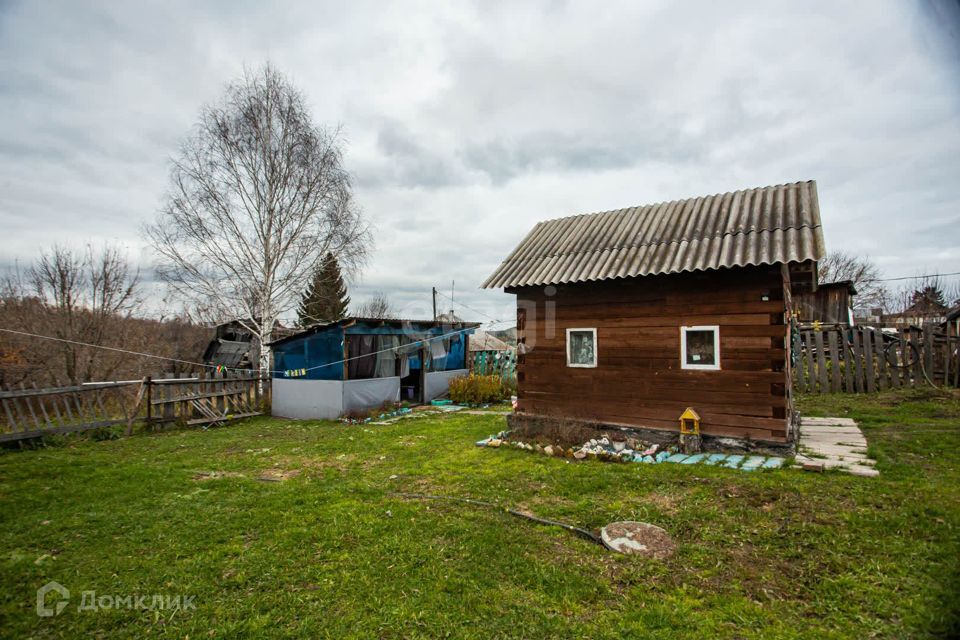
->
[679,407,701,436]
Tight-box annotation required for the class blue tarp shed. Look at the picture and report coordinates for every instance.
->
[269,317,479,419]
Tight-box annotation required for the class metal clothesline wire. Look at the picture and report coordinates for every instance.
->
[0,323,491,377]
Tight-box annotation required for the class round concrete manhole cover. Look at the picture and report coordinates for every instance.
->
[600,521,675,558]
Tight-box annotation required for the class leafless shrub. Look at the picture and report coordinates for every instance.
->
[354,291,394,319]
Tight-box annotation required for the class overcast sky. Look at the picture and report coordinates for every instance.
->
[1,0,958,324]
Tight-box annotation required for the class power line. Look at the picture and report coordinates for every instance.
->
[0,327,221,372]
[859,270,960,283]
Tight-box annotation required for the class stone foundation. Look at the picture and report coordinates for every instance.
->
[506,412,796,457]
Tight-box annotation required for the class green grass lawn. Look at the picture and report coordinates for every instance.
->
[1,390,959,639]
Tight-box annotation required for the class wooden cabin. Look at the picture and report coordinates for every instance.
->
[482,180,826,448]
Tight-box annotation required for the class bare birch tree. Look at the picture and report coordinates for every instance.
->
[146,64,371,374]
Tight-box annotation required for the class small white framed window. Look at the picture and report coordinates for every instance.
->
[680,325,720,370]
[566,328,597,368]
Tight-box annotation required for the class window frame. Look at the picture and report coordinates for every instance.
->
[680,325,721,371]
[566,327,598,368]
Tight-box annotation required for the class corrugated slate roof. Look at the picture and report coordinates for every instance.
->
[481,180,825,289]
[468,331,512,352]
[268,317,481,347]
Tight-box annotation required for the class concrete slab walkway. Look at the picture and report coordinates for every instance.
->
[796,416,879,477]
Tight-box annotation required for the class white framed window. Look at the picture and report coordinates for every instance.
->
[680,325,720,370]
[566,328,597,368]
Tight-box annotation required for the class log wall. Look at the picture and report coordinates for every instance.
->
[510,266,791,442]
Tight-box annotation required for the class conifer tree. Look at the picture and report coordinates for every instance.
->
[297,253,350,326]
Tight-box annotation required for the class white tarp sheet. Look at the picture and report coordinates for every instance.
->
[342,377,400,413]
[272,379,344,420]
[274,372,458,419]
[424,369,468,402]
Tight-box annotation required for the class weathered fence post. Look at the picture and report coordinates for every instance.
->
[126,377,148,436]
[813,331,827,393]
[863,330,876,393]
[145,376,153,428]
[827,330,841,392]
[873,330,887,391]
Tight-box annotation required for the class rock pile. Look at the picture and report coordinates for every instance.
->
[476,431,661,463]
[476,430,788,471]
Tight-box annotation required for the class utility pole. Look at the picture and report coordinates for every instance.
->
[432,287,437,320]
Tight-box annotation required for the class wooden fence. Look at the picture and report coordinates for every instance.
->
[793,326,960,394]
[0,373,270,444]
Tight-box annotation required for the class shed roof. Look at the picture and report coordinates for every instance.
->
[268,317,480,347]
[481,180,825,289]
[202,339,251,367]
[468,331,511,352]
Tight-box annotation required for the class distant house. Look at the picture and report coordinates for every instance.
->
[794,280,857,326]
[943,305,960,339]
[486,322,517,346]
[468,330,516,377]
[435,310,463,323]
[270,317,479,419]
[202,319,296,371]
[482,180,826,448]
[853,307,884,326]
[468,331,511,354]
[882,300,950,327]
[202,320,257,370]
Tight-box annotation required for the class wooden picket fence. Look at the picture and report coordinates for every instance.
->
[793,326,960,394]
[0,372,270,444]
[471,349,517,381]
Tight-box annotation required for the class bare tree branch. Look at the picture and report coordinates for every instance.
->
[353,291,393,319]
[818,250,889,311]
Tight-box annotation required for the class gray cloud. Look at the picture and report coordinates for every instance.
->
[1,0,959,322]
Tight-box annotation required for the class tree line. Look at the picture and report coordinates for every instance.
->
[1,64,391,386]
[0,243,393,387]
[817,250,959,319]
[0,245,209,386]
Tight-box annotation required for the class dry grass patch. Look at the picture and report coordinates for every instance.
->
[192,470,245,481]
[257,468,302,482]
